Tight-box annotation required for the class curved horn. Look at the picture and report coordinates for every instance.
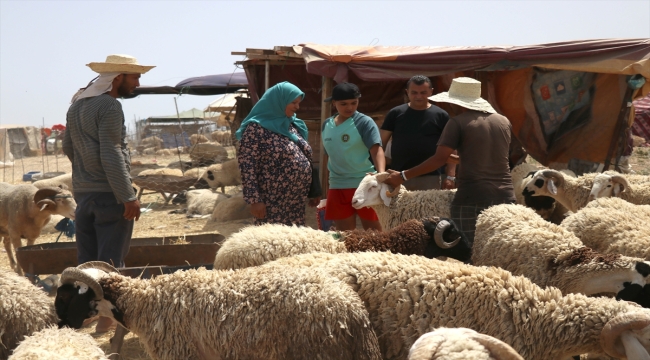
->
[33,187,61,203]
[77,261,120,274]
[610,174,630,195]
[60,267,104,300]
[541,169,564,187]
[385,186,400,198]
[375,172,390,182]
[434,220,461,249]
[471,333,524,360]
[600,312,650,358]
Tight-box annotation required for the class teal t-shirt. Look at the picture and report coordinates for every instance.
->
[322,111,382,189]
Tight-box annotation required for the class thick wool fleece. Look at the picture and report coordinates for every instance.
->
[374,187,455,231]
[473,204,647,296]
[8,326,108,360]
[562,197,650,260]
[99,266,382,360]
[261,251,650,360]
[0,269,58,359]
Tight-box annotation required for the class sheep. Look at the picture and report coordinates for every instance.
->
[589,172,650,204]
[186,188,230,216]
[129,163,162,178]
[155,148,171,156]
[8,326,108,360]
[511,163,571,224]
[139,136,162,148]
[0,184,77,275]
[165,160,193,171]
[213,217,470,270]
[189,142,228,163]
[141,146,156,155]
[407,328,524,360]
[562,197,650,261]
[351,172,455,230]
[209,193,252,222]
[189,133,209,145]
[54,262,383,360]
[257,251,650,360]
[0,268,58,359]
[211,130,231,144]
[136,168,183,177]
[33,173,73,193]
[41,214,65,234]
[473,203,650,304]
[183,166,206,179]
[201,158,241,193]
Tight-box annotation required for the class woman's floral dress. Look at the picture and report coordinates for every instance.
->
[238,123,312,226]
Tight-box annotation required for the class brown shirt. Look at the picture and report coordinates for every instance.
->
[438,110,515,205]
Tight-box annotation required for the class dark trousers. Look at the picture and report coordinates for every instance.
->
[451,199,515,246]
[74,192,134,268]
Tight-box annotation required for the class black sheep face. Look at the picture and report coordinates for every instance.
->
[55,284,98,329]
[421,218,472,263]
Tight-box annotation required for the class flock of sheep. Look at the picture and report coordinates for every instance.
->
[2,156,650,359]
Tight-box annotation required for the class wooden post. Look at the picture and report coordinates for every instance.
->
[264,60,270,91]
[320,77,333,196]
[603,86,634,171]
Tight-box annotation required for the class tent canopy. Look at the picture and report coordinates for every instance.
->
[128,72,248,97]
[204,91,248,113]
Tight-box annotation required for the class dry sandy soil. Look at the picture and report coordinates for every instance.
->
[2,147,650,359]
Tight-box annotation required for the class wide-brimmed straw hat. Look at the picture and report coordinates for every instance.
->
[428,77,496,113]
[86,54,155,74]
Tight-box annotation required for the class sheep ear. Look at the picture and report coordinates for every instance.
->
[547,179,558,195]
[379,184,392,206]
[37,199,56,211]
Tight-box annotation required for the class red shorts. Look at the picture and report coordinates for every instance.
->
[325,188,379,221]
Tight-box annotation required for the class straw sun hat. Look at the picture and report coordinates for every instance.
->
[86,54,155,74]
[428,77,496,113]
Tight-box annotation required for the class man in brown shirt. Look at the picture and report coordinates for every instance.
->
[384,77,515,244]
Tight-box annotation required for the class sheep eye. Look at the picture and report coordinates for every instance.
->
[607,185,612,188]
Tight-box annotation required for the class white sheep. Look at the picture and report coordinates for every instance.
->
[213,218,471,270]
[136,168,183,177]
[189,142,228,163]
[408,328,524,360]
[201,158,241,193]
[8,326,108,360]
[155,148,171,156]
[209,193,252,222]
[473,203,650,304]
[562,197,650,262]
[259,251,650,360]
[511,163,572,223]
[589,172,650,205]
[523,169,601,212]
[186,188,230,216]
[55,262,382,360]
[183,166,206,179]
[141,146,157,155]
[33,173,73,193]
[351,172,455,230]
[189,133,209,145]
[139,136,163,148]
[0,184,77,275]
[0,268,58,359]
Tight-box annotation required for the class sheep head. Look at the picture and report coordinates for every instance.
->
[524,170,565,197]
[56,263,120,329]
[351,172,397,209]
[589,173,630,201]
[33,186,77,219]
[600,312,650,359]
[408,328,524,360]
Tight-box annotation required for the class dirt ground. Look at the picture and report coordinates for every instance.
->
[2,146,650,359]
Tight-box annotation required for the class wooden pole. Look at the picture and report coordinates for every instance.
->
[264,60,270,92]
[603,86,634,171]
[320,77,333,196]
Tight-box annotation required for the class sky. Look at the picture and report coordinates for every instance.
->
[1,0,649,131]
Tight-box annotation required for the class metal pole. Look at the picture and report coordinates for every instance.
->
[173,97,187,147]
[320,77,333,195]
[264,60,270,92]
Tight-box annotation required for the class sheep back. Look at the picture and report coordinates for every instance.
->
[33,173,73,192]
[0,269,58,359]
[186,189,229,216]
[562,197,650,260]
[100,266,382,360]
[210,194,251,222]
[8,326,108,360]
[214,223,345,270]
[376,187,455,230]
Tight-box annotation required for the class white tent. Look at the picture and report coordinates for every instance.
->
[204,90,248,113]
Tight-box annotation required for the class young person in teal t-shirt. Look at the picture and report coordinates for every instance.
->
[322,83,385,231]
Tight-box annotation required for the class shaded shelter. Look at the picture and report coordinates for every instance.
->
[238,40,650,179]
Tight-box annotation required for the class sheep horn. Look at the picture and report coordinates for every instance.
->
[60,267,104,300]
[33,187,62,203]
[385,186,400,198]
[434,220,461,249]
[541,170,564,187]
[610,174,630,195]
[77,261,120,274]
[600,312,650,358]
[471,333,524,360]
[375,172,390,182]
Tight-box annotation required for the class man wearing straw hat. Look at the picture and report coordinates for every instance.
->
[63,54,154,331]
[384,77,515,244]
